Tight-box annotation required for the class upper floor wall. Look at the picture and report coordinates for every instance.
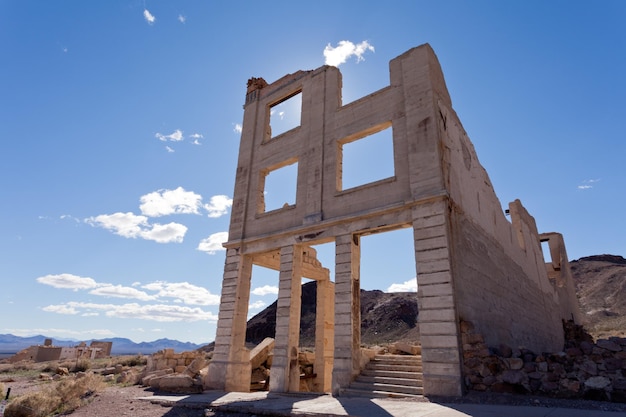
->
[228,44,452,244]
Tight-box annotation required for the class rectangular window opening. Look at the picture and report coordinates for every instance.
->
[541,240,552,264]
[269,91,302,139]
[338,124,395,191]
[260,160,298,212]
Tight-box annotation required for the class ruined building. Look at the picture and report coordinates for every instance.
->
[205,44,581,396]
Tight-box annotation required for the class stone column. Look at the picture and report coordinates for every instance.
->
[412,200,463,396]
[314,278,334,392]
[332,234,360,392]
[205,248,252,391]
[269,244,303,392]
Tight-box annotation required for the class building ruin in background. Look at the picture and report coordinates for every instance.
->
[205,44,581,396]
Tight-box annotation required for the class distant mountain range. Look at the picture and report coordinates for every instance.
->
[0,334,203,355]
[3,255,624,358]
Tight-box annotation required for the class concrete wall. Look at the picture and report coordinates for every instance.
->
[208,43,581,397]
[436,97,581,352]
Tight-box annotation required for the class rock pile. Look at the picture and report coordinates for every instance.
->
[461,320,626,403]
[140,349,209,393]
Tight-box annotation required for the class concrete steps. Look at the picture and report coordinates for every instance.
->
[342,354,424,399]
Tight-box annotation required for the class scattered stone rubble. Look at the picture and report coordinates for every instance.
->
[140,349,209,393]
[462,320,626,403]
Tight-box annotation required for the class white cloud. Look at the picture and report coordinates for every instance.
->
[42,304,78,315]
[85,212,187,243]
[324,40,375,67]
[37,272,218,306]
[190,133,203,145]
[155,129,184,142]
[197,231,228,255]
[204,195,233,218]
[60,214,80,223]
[141,222,188,243]
[166,146,175,153]
[577,179,600,190]
[89,284,156,301]
[143,9,156,25]
[85,212,147,238]
[178,14,186,23]
[140,187,202,217]
[387,278,417,293]
[141,281,221,305]
[233,123,242,134]
[249,300,266,310]
[251,285,279,296]
[43,301,218,322]
[37,273,98,291]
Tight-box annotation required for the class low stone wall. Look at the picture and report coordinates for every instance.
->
[144,349,204,374]
[461,320,626,403]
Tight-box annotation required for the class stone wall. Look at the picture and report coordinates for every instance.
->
[439,89,580,353]
[461,320,626,403]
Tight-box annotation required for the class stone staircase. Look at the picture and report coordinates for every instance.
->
[342,354,424,398]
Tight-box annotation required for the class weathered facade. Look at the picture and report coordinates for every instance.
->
[205,44,581,396]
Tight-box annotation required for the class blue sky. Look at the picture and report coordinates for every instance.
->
[1,1,624,345]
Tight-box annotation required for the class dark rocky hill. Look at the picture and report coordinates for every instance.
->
[243,254,626,347]
[245,280,419,347]
[570,254,626,339]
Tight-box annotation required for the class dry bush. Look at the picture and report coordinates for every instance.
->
[116,354,147,367]
[4,372,106,417]
[70,359,90,373]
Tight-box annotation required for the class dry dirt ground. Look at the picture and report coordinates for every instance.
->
[4,374,626,416]
[2,376,243,417]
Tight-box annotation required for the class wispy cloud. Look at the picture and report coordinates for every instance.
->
[42,301,218,322]
[178,14,186,23]
[166,146,175,153]
[84,188,231,243]
[156,129,184,142]
[189,133,203,145]
[143,9,156,25]
[140,187,203,217]
[197,231,228,255]
[249,300,266,310]
[142,281,221,305]
[5,328,116,338]
[36,273,220,308]
[89,284,156,301]
[324,40,375,67]
[251,285,279,296]
[577,179,600,190]
[233,123,242,134]
[37,274,98,290]
[85,212,188,243]
[387,278,417,293]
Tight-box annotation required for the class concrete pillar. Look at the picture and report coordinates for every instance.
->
[269,244,303,392]
[332,234,360,392]
[314,277,334,392]
[205,249,252,391]
[412,201,463,396]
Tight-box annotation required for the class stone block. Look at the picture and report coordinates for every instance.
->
[391,341,421,355]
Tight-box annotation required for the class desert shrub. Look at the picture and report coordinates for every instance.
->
[117,355,147,367]
[70,359,90,373]
[4,373,106,417]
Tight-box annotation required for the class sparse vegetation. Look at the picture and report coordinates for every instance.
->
[4,372,106,417]
[0,355,148,417]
